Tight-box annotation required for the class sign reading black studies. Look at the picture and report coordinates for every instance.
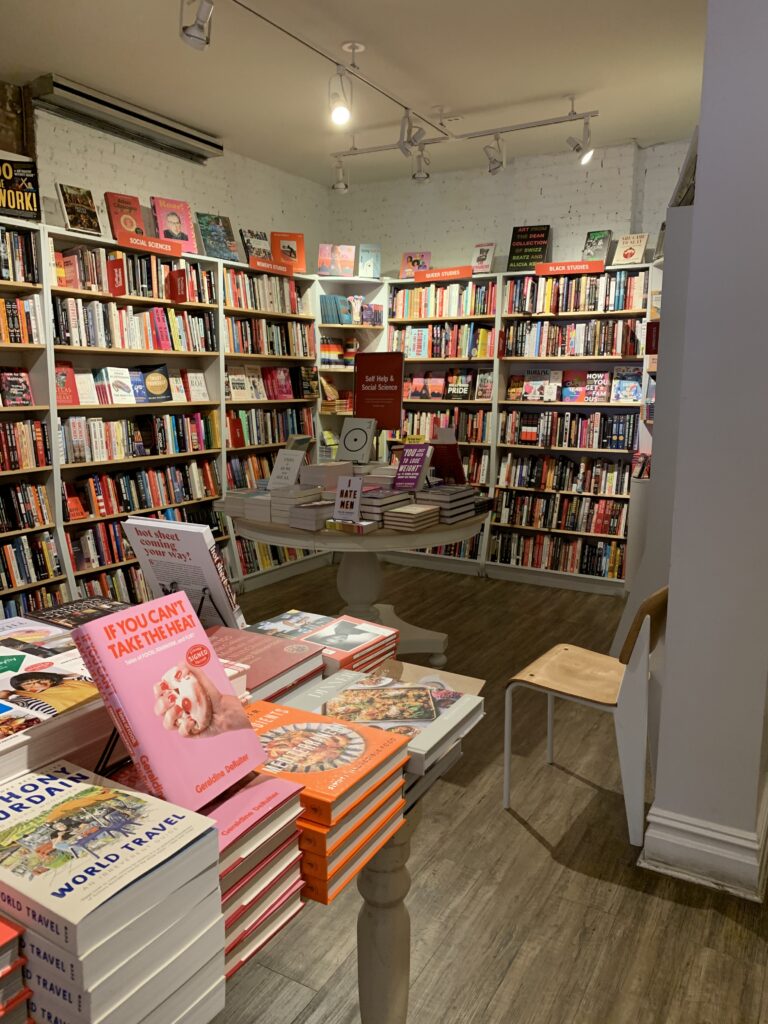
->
[506,224,551,271]
[0,160,40,220]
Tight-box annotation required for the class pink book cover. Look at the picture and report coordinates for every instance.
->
[150,196,198,254]
[203,772,303,854]
[72,592,265,810]
[206,626,323,693]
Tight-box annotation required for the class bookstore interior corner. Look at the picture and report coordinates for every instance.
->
[0,1,763,1021]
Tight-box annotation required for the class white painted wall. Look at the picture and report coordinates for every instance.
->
[33,109,334,262]
[643,0,768,896]
[331,142,689,275]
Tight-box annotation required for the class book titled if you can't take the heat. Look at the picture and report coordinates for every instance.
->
[72,593,265,811]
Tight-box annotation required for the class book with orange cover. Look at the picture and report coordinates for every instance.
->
[245,702,409,825]
[270,232,306,273]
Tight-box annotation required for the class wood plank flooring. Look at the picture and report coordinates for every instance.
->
[214,564,768,1024]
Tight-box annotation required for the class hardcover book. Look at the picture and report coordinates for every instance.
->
[399,251,431,279]
[393,444,434,491]
[239,229,271,261]
[150,197,197,253]
[562,370,588,402]
[0,160,40,221]
[0,370,32,406]
[506,375,525,400]
[196,213,239,260]
[244,701,409,825]
[613,233,649,266]
[585,371,612,403]
[0,761,217,954]
[506,225,551,270]
[139,364,171,402]
[27,598,129,629]
[610,364,643,403]
[473,370,494,401]
[74,370,98,406]
[317,244,356,277]
[205,626,324,701]
[337,418,377,464]
[56,184,101,236]
[471,242,495,274]
[270,232,306,273]
[72,592,263,808]
[445,370,473,401]
[104,193,146,238]
[248,612,398,673]
[181,370,210,402]
[581,230,613,262]
[358,244,381,279]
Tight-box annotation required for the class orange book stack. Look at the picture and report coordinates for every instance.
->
[246,702,409,904]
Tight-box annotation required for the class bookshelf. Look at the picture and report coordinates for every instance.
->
[0,217,660,607]
[310,275,387,458]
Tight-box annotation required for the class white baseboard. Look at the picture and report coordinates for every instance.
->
[639,787,768,901]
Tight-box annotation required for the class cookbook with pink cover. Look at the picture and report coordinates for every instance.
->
[204,772,303,854]
[72,592,265,810]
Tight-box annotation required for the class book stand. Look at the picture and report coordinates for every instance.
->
[95,581,228,777]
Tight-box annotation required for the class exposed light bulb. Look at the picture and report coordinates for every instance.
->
[329,66,352,127]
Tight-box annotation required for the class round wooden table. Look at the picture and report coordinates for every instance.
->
[232,513,487,667]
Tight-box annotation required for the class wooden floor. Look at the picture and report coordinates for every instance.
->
[215,564,768,1024]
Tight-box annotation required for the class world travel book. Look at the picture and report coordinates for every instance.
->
[103,193,146,238]
[56,184,101,236]
[244,701,409,825]
[72,592,264,809]
[317,244,356,277]
[196,213,238,260]
[239,229,271,261]
[286,660,485,775]
[205,626,324,701]
[0,761,218,956]
[149,196,197,253]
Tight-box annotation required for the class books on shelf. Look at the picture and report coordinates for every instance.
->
[150,196,197,251]
[223,267,304,315]
[0,294,43,345]
[285,659,485,775]
[0,417,50,471]
[0,481,52,533]
[0,226,39,284]
[502,269,647,315]
[610,364,643,403]
[389,279,496,320]
[613,233,649,265]
[248,611,399,673]
[104,192,146,238]
[0,369,32,407]
[500,317,644,358]
[498,408,639,452]
[493,488,628,537]
[72,592,264,808]
[497,451,632,496]
[581,230,613,262]
[490,529,626,579]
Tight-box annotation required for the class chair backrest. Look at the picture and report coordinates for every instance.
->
[617,586,668,665]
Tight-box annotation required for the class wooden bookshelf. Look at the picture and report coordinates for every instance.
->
[58,402,219,413]
[498,400,642,409]
[318,324,381,331]
[63,495,220,528]
[0,522,56,540]
[0,405,49,414]
[0,280,41,294]
[74,557,138,578]
[223,306,314,322]
[59,448,221,471]
[0,466,52,479]
[224,352,315,364]
[491,521,627,540]
[404,356,494,364]
[502,309,647,320]
[53,346,215,359]
[495,485,630,498]
[0,575,68,598]
[500,356,644,363]
[497,443,634,454]
[389,315,495,325]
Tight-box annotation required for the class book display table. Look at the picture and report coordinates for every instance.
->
[231,512,487,667]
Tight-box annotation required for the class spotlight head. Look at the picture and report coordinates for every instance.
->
[568,118,594,165]
[180,0,214,49]
[331,160,349,193]
[410,124,427,146]
[580,147,594,166]
[398,110,413,158]
[483,134,505,175]
[412,145,431,183]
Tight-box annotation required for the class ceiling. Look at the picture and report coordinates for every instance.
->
[0,0,706,185]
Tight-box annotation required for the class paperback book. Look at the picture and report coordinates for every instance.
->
[399,252,431,279]
[317,244,355,277]
[239,229,271,261]
[57,184,101,235]
[610,364,643,403]
[471,242,495,274]
[196,213,238,260]
[104,193,146,238]
[581,229,613,262]
[358,244,381,278]
[613,233,649,266]
[506,225,550,270]
[270,232,306,273]
[72,592,264,808]
[150,197,197,252]
[205,626,324,701]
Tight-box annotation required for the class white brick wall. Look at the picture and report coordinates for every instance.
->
[34,110,333,262]
[32,110,687,271]
[332,141,689,273]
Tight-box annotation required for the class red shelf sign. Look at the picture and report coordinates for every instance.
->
[534,260,605,276]
[249,256,293,276]
[413,265,474,283]
[114,230,183,258]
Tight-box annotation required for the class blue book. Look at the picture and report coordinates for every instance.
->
[358,244,381,279]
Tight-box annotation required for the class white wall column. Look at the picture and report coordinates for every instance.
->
[641,0,768,898]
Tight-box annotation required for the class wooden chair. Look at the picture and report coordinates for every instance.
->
[502,587,668,846]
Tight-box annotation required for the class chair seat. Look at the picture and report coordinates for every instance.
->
[510,644,624,705]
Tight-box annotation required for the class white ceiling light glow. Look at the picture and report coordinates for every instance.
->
[180,0,214,50]
[329,65,352,126]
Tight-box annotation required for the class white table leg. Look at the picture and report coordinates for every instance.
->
[337,554,448,665]
[357,804,422,1024]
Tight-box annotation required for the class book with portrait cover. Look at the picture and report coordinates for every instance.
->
[270,232,306,273]
[399,251,431,279]
[150,196,197,253]
[0,760,217,954]
[104,193,146,238]
[244,701,409,825]
[317,244,355,277]
[56,184,101,236]
[196,213,239,260]
[240,229,271,261]
[72,592,265,810]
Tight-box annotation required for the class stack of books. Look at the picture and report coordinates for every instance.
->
[245,702,409,904]
[9,762,224,1024]
[359,488,414,525]
[289,499,337,531]
[270,486,323,524]
[283,659,485,777]
[206,626,325,703]
[248,610,399,673]
[383,503,441,532]
[299,461,354,488]
[417,485,478,523]
[0,918,29,1024]
[217,487,271,522]
[324,518,381,535]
